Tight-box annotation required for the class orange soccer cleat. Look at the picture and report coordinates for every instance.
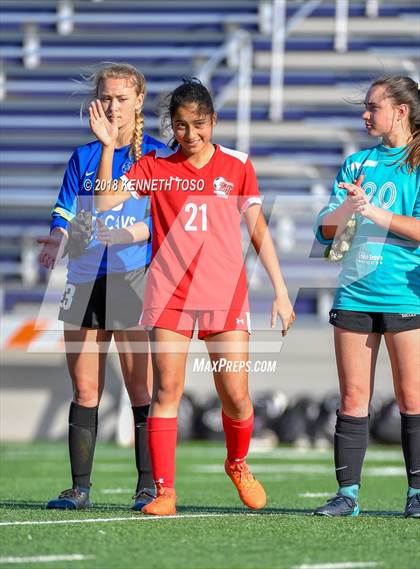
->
[141,484,176,516]
[224,459,267,510]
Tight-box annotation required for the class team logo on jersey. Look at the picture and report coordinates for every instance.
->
[213,176,234,199]
[121,160,134,174]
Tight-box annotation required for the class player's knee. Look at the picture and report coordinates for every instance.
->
[395,390,420,415]
[73,394,100,407]
[125,381,151,406]
[223,393,252,418]
[340,392,369,416]
[154,379,183,407]
[73,385,100,407]
[127,392,151,407]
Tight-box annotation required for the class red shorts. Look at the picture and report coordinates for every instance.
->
[140,307,251,339]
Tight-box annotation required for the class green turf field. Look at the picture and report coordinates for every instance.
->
[0,441,419,569]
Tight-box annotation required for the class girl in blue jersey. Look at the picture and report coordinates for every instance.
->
[38,63,165,511]
[314,76,420,518]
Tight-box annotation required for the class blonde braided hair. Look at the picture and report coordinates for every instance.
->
[131,109,145,161]
[87,62,147,162]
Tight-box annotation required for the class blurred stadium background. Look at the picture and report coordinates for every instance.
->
[1,0,419,444]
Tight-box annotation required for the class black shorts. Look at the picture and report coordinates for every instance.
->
[58,267,148,330]
[329,309,420,334]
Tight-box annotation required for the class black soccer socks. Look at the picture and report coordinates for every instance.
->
[132,405,154,491]
[68,402,98,489]
[401,413,420,490]
[334,411,369,487]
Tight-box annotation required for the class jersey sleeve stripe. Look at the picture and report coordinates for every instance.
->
[219,145,248,164]
[240,196,262,213]
[52,206,74,222]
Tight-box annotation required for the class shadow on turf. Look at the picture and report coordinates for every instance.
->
[0,501,47,511]
[176,505,405,517]
[0,500,133,512]
[177,505,313,515]
[0,501,405,517]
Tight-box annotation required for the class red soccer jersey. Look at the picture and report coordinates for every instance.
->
[121,144,262,311]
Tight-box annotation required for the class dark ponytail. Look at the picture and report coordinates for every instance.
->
[162,78,215,149]
[168,77,214,119]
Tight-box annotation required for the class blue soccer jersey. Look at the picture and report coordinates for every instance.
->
[50,134,165,283]
[315,144,420,313]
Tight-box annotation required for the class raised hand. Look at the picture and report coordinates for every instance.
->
[338,176,375,218]
[89,99,118,147]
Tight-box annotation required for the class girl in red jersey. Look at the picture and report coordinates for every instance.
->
[93,78,295,515]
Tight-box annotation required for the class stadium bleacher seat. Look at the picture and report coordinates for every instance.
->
[1,0,419,312]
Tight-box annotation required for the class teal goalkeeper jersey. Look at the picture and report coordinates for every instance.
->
[315,144,420,313]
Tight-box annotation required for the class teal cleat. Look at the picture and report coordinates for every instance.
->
[405,493,420,518]
[314,494,360,517]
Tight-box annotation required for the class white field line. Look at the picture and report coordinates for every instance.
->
[359,449,402,461]
[1,447,402,462]
[298,493,331,498]
[0,448,133,460]
[181,476,288,483]
[99,478,275,492]
[0,512,282,527]
[258,451,403,463]
[191,464,405,476]
[364,467,405,476]
[175,447,403,461]
[293,562,382,569]
[100,488,132,494]
[98,478,287,489]
[94,464,132,472]
[99,481,249,493]
[0,554,93,564]
[97,463,284,474]
[1,450,68,460]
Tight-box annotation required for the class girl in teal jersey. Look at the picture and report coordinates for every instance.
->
[314,76,420,518]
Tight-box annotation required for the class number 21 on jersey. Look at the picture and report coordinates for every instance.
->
[184,202,207,232]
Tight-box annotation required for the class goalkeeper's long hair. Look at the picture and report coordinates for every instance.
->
[81,62,147,162]
[370,75,420,172]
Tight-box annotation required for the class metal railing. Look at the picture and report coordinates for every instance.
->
[267,0,384,121]
[268,0,323,122]
[1,0,258,30]
[196,29,253,154]
[334,0,379,52]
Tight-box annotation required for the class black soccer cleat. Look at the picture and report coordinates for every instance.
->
[46,487,91,510]
[314,494,360,517]
[405,493,420,518]
[132,487,156,511]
